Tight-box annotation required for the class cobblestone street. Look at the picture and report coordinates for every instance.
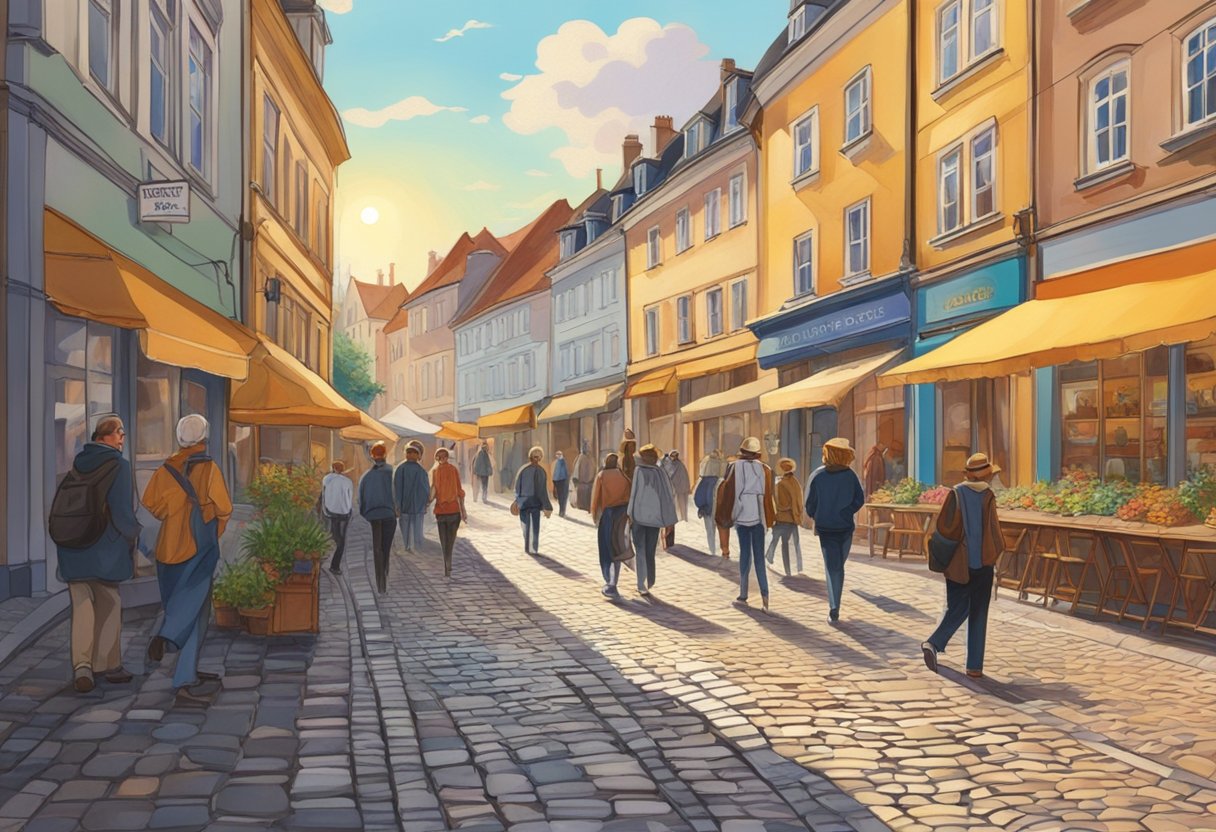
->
[2,497,1216,831]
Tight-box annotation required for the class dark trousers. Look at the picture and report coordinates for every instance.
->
[370,519,396,593]
[328,514,351,571]
[520,508,542,553]
[819,531,853,612]
[477,475,489,502]
[554,479,570,516]
[597,505,626,585]
[631,524,660,590]
[436,513,461,575]
[928,566,993,672]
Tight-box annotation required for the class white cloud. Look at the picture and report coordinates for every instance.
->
[435,19,493,43]
[524,169,550,177]
[462,181,500,192]
[499,72,523,82]
[502,18,720,178]
[318,0,352,13]
[342,96,467,129]
[470,115,491,125]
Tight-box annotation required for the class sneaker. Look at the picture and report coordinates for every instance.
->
[828,608,840,623]
[733,596,748,606]
[147,636,167,663]
[197,671,221,682]
[762,596,770,612]
[175,687,212,708]
[639,587,650,596]
[73,670,95,693]
[601,586,615,598]
[921,642,939,673]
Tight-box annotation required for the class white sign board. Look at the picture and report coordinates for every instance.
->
[138,180,191,224]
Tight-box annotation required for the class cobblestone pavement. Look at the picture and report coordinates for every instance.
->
[1,495,1215,831]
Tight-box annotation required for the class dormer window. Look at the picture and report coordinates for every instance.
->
[559,230,578,260]
[725,78,741,132]
[685,119,712,158]
[612,195,625,220]
[788,5,808,42]
[633,164,648,196]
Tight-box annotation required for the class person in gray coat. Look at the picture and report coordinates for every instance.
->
[472,442,493,503]
[626,444,678,596]
[394,442,430,552]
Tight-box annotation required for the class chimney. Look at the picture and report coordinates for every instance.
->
[377,268,384,286]
[721,58,736,81]
[652,115,676,155]
[622,134,643,170]
[596,168,603,190]
[426,250,442,276]
[389,262,396,285]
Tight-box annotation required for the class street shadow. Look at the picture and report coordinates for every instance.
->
[851,588,934,622]
[531,552,589,582]
[733,606,884,670]
[962,671,1093,708]
[610,594,731,637]
[558,515,597,529]
[663,544,740,580]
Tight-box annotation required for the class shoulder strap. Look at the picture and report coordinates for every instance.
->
[164,459,203,513]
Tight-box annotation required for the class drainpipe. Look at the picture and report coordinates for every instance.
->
[0,0,8,571]
[903,0,920,482]
[619,225,632,434]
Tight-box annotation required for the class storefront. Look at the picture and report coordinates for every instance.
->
[908,255,1027,486]
[749,278,913,488]
[681,368,772,465]
[539,384,624,471]
[477,405,538,493]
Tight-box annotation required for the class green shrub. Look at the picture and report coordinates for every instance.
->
[242,511,332,577]
[213,558,275,609]
[246,463,322,518]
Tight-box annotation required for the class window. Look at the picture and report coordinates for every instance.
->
[725,78,741,131]
[677,296,693,344]
[262,97,279,205]
[676,207,691,253]
[971,127,995,218]
[938,146,962,234]
[731,280,748,330]
[793,108,818,178]
[645,308,659,356]
[706,288,724,337]
[845,200,870,277]
[937,0,1000,84]
[633,165,648,196]
[560,230,577,259]
[794,232,814,295]
[704,189,721,239]
[844,68,872,145]
[971,0,997,61]
[685,122,702,158]
[938,0,961,83]
[316,193,330,262]
[610,331,620,365]
[729,174,746,227]
[294,162,308,238]
[88,0,115,91]
[1088,63,1129,171]
[149,3,172,145]
[1185,21,1216,127]
[612,195,625,221]
[187,23,214,178]
[647,226,661,268]
[788,5,807,41]
[283,143,294,214]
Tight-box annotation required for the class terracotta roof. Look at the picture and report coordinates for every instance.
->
[350,277,402,319]
[368,283,409,321]
[383,307,409,334]
[410,229,508,300]
[450,199,576,327]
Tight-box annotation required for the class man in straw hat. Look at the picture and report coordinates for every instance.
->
[765,457,804,576]
[921,452,1004,679]
[715,437,776,610]
[514,446,553,555]
[394,441,430,553]
[359,441,397,593]
[804,437,865,624]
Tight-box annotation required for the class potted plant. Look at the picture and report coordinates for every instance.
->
[241,513,297,582]
[235,561,277,635]
[211,562,243,628]
[287,515,331,583]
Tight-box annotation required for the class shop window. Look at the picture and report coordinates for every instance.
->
[136,352,180,465]
[50,317,117,486]
[259,426,310,466]
[854,373,907,492]
[1186,336,1216,472]
[228,423,255,499]
[1059,349,1167,484]
[936,378,1012,486]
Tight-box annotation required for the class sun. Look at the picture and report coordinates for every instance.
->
[360,206,380,225]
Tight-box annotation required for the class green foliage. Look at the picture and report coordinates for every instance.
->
[247,463,322,518]
[332,332,384,410]
[213,559,275,609]
[1179,465,1216,521]
[242,511,330,576]
[891,478,929,505]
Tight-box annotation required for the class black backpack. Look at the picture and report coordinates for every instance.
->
[48,459,121,549]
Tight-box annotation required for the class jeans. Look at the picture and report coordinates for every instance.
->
[819,531,852,612]
[554,479,570,516]
[436,513,461,574]
[766,523,803,575]
[477,475,489,502]
[520,508,542,553]
[370,519,396,592]
[632,524,660,590]
[597,504,626,586]
[398,513,425,551]
[736,524,769,600]
[927,566,993,672]
[68,580,122,674]
[327,514,351,571]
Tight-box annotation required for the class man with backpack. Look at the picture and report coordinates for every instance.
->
[51,414,142,693]
[142,415,232,707]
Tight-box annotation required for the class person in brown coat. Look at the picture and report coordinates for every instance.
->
[922,453,1004,679]
[764,458,804,576]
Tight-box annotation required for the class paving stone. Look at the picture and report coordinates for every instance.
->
[213,784,289,818]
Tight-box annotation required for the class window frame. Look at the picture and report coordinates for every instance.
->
[559,230,577,259]
[676,295,694,345]
[844,67,873,146]
[262,95,280,206]
[724,78,741,132]
[729,173,747,228]
[646,226,662,269]
[788,5,807,42]
[936,0,1002,87]
[937,0,962,85]
[633,164,648,196]
[793,231,815,296]
[970,0,998,63]
[1086,60,1131,172]
[844,199,871,278]
[938,144,963,235]
[644,307,660,357]
[1183,18,1216,128]
[294,161,308,239]
[970,125,997,220]
[792,106,820,179]
[149,0,174,148]
[88,0,118,93]
[706,287,724,338]
[186,16,216,183]
[704,188,722,239]
[675,206,692,253]
[730,279,748,331]
[932,119,1000,242]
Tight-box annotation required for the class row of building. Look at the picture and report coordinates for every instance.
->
[0,0,380,602]
[363,0,1216,500]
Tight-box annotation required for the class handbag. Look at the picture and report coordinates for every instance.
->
[510,500,520,517]
[611,511,635,562]
[928,485,963,573]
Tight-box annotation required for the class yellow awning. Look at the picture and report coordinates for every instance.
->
[477,404,537,434]
[43,209,255,380]
[437,421,479,441]
[683,375,779,422]
[230,336,360,428]
[880,271,1216,387]
[539,384,624,423]
[339,411,399,443]
[676,343,757,380]
[626,369,677,398]
[762,350,903,414]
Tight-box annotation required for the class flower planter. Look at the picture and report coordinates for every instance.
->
[287,558,317,584]
[213,603,241,629]
[270,572,319,635]
[240,606,274,635]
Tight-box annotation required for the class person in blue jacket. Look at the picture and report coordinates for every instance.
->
[359,442,397,593]
[394,441,430,552]
[552,451,570,517]
[804,437,866,625]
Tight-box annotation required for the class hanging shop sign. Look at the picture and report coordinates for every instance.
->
[138,180,191,224]
[755,285,911,369]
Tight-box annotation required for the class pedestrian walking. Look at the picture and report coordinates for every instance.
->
[665,450,691,522]
[765,458,804,576]
[715,437,776,610]
[552,451,570,517]
[572,441,596,511]
[626,444,678,596]
[429,448,467,577]
[590,452,631,597]
[321,461,354,574]
[142,415,232,706]
[619,429,638,481]
[804,437,866,624]
[358,442,397,593]
[472,441,493,503]
[49,414,141,694]
[694,449,730,557]
[513,447,553,555]
[394,441,430,552]
[921,453,1004,679]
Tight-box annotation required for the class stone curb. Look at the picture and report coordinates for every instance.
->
[0,590,70,672]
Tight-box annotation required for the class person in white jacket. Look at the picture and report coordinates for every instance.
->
[626,444,678,596]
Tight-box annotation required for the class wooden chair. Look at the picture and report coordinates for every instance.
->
[1045,530,1101,615]
[994,526,1030,598]
[1100,535,1172,632]
[865,505,895,558]
[1018,527,1059,607]
[1163,542,1216,634]
[883,508,932,560]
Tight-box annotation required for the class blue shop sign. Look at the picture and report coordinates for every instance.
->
[917,255,1024,330]
[756,290,911,369]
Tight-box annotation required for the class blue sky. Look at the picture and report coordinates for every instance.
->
[320,0,788,291]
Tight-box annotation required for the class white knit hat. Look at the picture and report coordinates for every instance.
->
[176,414,209,447]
